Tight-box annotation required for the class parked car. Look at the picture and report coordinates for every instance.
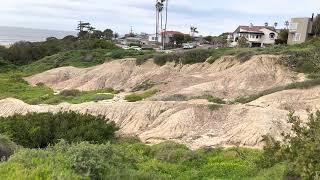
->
[122,45,130,50]
[183,43,196,49]
[130,46,142,51]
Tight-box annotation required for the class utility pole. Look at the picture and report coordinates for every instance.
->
[163,0,168,50]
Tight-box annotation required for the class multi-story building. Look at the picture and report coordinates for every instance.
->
[287,15,316,45]
[230,24,278,47]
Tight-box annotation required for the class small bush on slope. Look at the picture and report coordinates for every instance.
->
[260,111,320,179]
[0,135,18,160]
[125,89,158,102]
[0,112,118,148]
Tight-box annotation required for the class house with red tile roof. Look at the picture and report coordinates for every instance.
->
[229,24,278,47]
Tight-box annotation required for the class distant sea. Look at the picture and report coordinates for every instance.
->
[0,26,76,46]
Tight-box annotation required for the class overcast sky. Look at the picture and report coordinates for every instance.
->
[1,0,320,36]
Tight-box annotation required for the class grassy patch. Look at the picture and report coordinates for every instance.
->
[125,89,158,102]
[0,73,116,105]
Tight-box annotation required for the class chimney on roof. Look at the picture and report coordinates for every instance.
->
[264,22,269,27]
[250,23,253,28]
[312,13,315,21]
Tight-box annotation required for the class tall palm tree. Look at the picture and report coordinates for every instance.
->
[190,26,198,38]
[285,21,290,29]
[155,0,164,43]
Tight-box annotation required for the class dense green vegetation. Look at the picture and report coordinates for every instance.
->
[0,138,286,179]
[1,111,320,179]
[0,112,118,148]
[0,135,18,160]
[260,111,320,179]
[0,38,118,65]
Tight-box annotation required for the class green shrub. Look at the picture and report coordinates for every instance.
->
[92,39,117,49]
[0,112,118,148]
[180,49,211,64]
[153,49,211,66]
[132,80,156,92]
[59,89,81,97]
[125,89,158,102]
[91,94,114,102]
[0,135,18,160]
[260,111,320,179]
[196,95,226,104]
[153,53,180,66]
[161,94,189,101]
[235,50,255,62]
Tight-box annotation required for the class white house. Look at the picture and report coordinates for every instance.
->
[230,24,278,47]
[148,31,184,44]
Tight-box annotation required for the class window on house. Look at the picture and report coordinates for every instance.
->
[290,23,298,30]
[256,35,259,39]
[269,33,275,39]
[294,33,301,41]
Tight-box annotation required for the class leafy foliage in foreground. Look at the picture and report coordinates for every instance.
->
[261,111,320,179]
[0,135,18,160]
[0,140,286,180]
[0,112,118,148]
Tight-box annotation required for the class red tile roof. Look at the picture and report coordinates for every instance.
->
[235,26,276,34]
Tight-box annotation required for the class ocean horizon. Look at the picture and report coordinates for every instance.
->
[0,26,76,46]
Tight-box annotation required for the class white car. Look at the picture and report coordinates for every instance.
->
[122,45,130,50]
[183,43,195,49]
[130,46,142,51]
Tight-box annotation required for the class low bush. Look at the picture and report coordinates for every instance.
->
[153,49,211,66]
[153,53,180,66]
[196,95,226,104]
[0,135,18,161]
[235,50,255,62]
[132,80,156,92]
[161,94,189,101]
[125,89,158,102]
[91,94,114,102]
[59,89,81,97]
[260,111,320,179]
[0,112,118,148]
[180,49,211,64]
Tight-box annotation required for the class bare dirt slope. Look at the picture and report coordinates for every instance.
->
[25,55,304,99]
[2,84,319,149]
[4,55,316,149]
